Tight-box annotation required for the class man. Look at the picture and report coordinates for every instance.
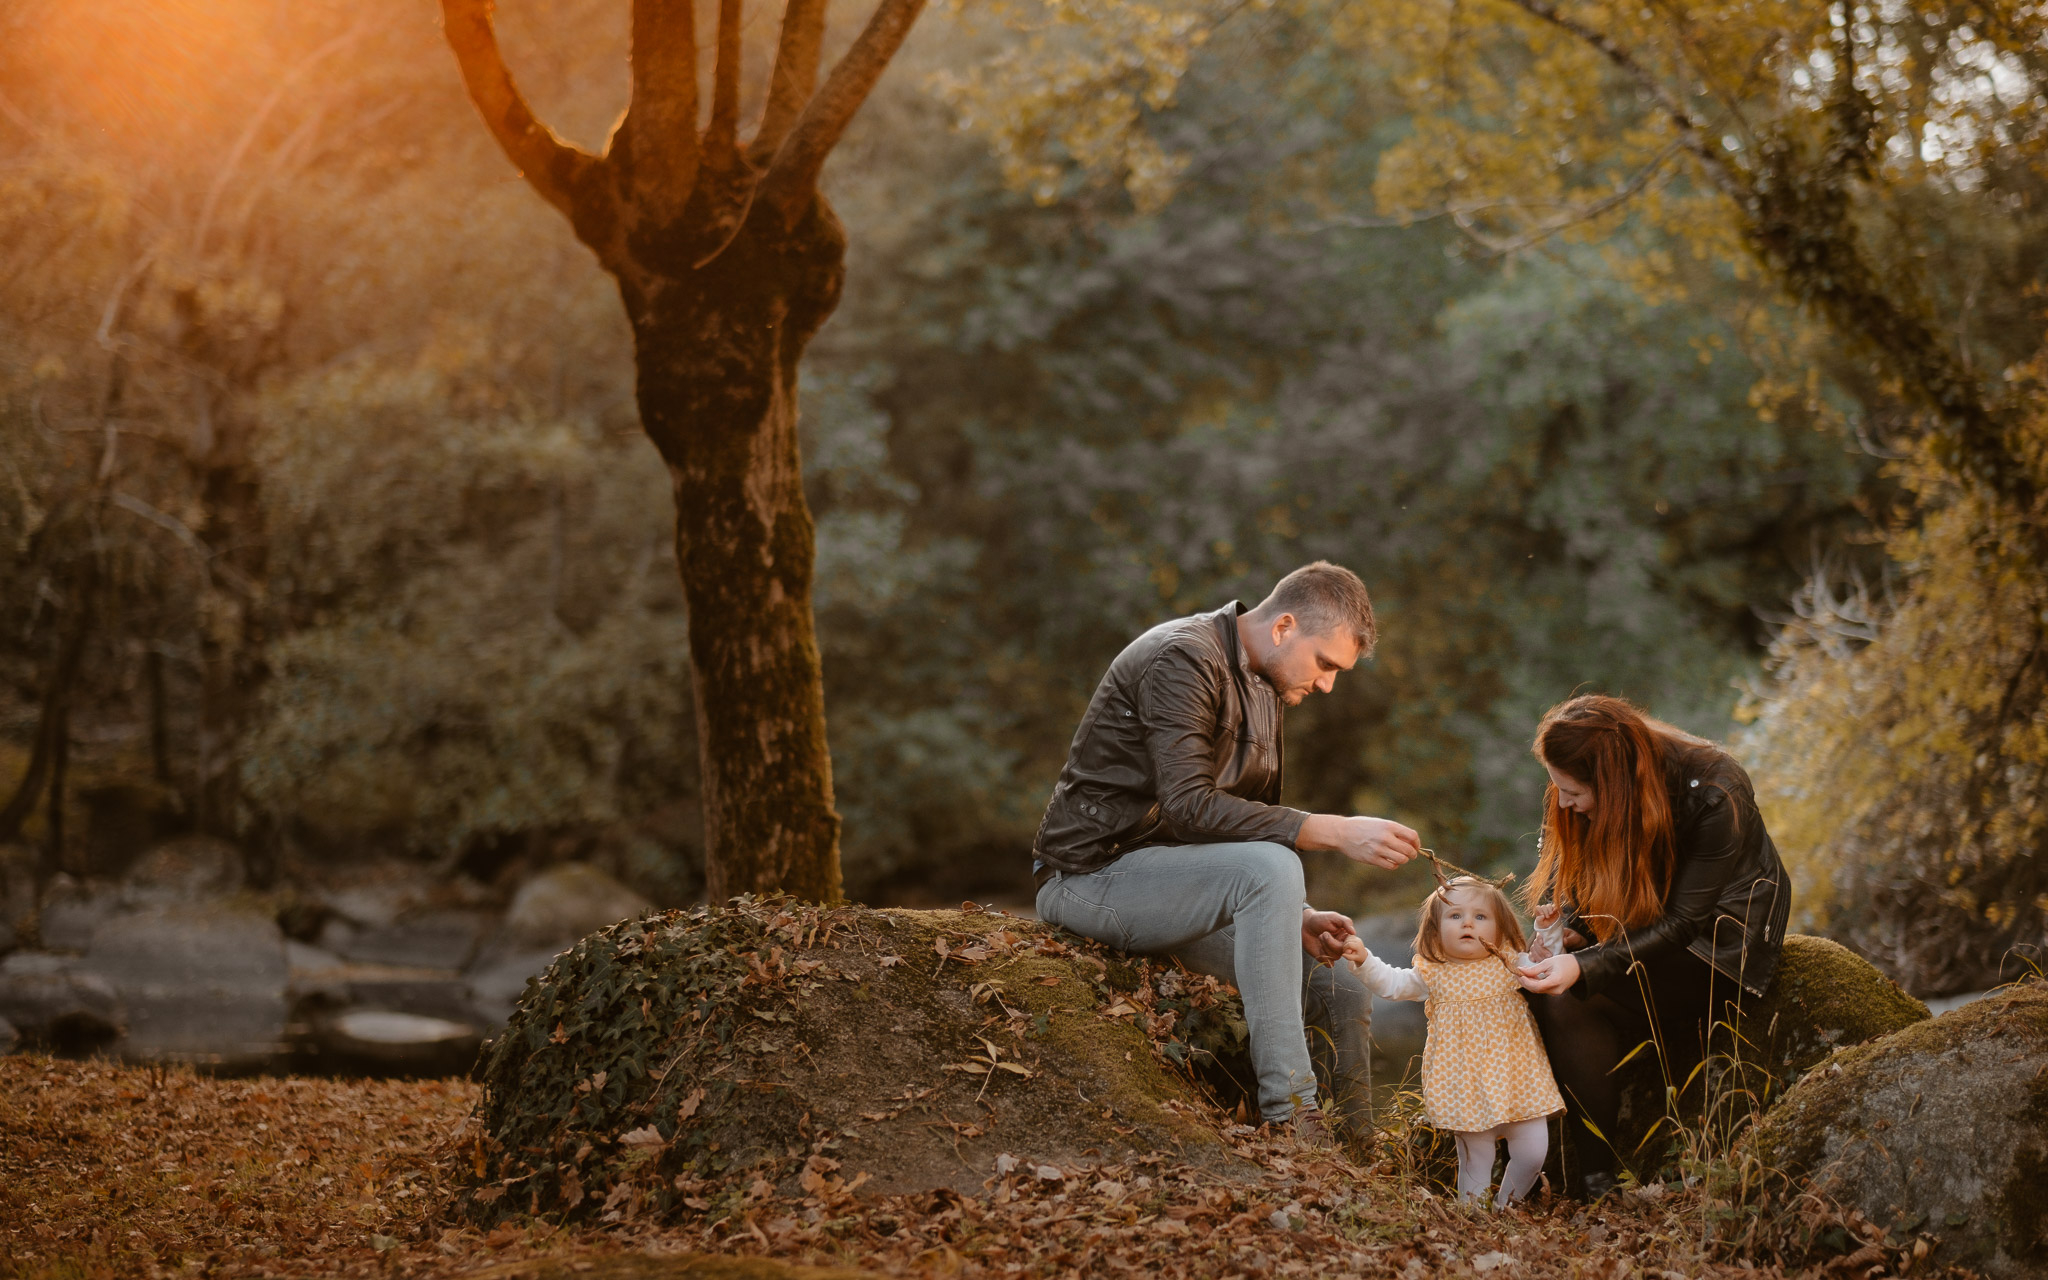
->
[1032,561,1419,1142]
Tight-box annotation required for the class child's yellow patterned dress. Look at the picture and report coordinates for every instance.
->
[1412,954,1565,1131]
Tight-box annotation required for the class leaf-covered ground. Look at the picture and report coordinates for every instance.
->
[1,1054,1955,1280]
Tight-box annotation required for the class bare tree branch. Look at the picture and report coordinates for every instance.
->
[707,0,746,156]
[750,0,828,163]
[759,0,927,225]
[441,0,605,219]
[1449,140,1683,256]
[626,0,702,201]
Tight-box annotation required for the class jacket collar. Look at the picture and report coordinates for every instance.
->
[1216,600,1273,693]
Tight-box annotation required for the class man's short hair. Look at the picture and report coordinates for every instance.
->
[1259,561,1377,655]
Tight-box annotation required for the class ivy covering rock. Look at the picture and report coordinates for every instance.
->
[460,898,1263,1225]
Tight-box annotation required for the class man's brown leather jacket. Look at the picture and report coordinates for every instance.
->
[1032,602,1308,883]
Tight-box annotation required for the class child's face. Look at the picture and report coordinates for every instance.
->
[1437,885,1502,960]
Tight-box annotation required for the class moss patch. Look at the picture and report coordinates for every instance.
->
[1742,935,1929,1079]
[459,898,1254,1228]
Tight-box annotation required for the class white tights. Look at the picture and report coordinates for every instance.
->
[1453,1117,1548,1208]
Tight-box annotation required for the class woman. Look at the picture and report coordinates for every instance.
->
[1515,694,1790,1199]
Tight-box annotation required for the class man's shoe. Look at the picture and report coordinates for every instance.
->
[1285,1106,1335,1148]
[1579,1170,1618,1203]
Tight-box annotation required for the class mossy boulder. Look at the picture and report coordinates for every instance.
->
[1718,935,1930,1094]
[460,898,1252,1225]
[1743,980,2048,1278]
[1585,935,1928,1179]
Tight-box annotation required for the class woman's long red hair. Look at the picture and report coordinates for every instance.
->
[1525,694,1679,941]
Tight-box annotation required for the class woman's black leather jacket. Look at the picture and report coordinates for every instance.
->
[1565,745,1792,1000]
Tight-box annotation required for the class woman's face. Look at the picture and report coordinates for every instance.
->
[1437,886,1502,961]
[1544,761,1595,814]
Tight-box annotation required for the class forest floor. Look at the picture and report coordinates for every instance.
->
[1,1055,1923,1280]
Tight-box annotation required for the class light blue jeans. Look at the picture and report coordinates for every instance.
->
[1035,840,1373,1125]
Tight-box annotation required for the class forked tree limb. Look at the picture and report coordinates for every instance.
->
[441,0,606,219]
[1451,140,1683,257]
[626,0,703,201]
[759,0,927,224]
[752,0,829,163]
[707,0,746,156]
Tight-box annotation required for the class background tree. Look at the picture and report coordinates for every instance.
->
[439,0,931,902]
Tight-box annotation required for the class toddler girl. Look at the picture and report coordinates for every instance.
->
[1343,875,1565,1207]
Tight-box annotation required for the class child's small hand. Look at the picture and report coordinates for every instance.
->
[1534,902,1562,929]
[1340,936,1369,966]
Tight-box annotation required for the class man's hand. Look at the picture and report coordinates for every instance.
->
[1518,952,1581,995]
[1298,814,1421,869]
[1301,908,1357,964]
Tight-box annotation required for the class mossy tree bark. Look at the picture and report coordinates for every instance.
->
[442,0,928,902]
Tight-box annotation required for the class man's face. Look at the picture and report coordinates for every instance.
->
[1263,616,1361,706]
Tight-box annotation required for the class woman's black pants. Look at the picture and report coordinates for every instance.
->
[1525,948,1745,1178]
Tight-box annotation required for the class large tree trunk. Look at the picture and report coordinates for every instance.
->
[443,0,925,902]
[630,202,849,903]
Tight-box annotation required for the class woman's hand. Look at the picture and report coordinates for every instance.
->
[1518,952,1581,994]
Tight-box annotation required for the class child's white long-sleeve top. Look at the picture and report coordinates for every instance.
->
[1352,916,1565,1001]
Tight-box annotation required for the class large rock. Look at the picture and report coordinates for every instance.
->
[467,943,574,1025]
[500,863,653,948]
[1715,934,1931,1102]
[462,863,655,1029]
[461,901,1243,1225]
[120,834,245,907]
[0,952,124,1046]
[1580,934,1928,1181]
[1745,980,2048,1277]
[86,902,289,1070]
[38,875,122,953]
